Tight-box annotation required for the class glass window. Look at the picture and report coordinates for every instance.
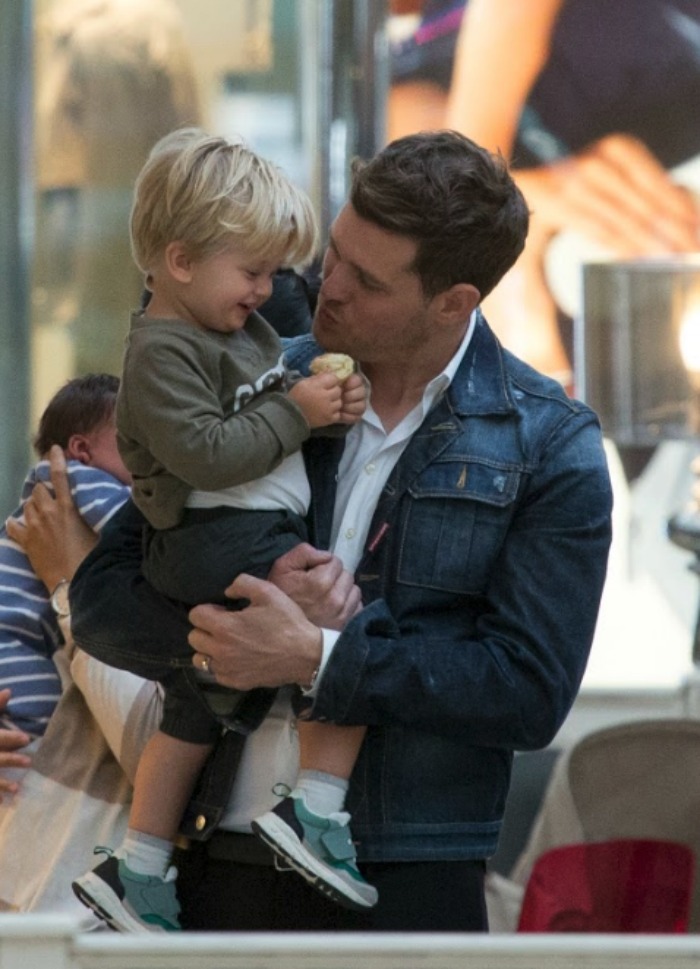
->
[30,0,387,424]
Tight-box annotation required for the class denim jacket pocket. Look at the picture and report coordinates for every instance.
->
[397,458,520,594]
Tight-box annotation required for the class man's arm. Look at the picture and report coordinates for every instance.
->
[189,573,324,691]
[189,542,362,689]
[314,409,613,748]
[188,408,612,751]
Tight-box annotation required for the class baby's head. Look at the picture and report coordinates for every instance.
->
[34,373,131,484]
[130,127,318,322]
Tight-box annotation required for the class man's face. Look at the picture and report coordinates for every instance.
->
[313,204,432,367]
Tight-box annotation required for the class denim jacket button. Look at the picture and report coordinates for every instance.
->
[195,814,207,831]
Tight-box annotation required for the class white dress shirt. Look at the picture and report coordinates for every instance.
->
[220,314,476,830]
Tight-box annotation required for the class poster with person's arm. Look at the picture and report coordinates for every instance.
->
[389,0,700,385]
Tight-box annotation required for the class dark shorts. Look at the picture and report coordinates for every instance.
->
[70,500,301,744]
[143,506,306,742]
[143,505,308,607]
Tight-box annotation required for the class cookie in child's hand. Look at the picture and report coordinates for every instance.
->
[309,353,356,382]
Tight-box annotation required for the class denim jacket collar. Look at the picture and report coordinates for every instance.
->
[445,310,517,419]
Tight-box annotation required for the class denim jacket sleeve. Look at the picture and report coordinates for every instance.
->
[311,401,613,752]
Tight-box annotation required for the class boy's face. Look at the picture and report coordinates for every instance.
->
[181,245,278,334]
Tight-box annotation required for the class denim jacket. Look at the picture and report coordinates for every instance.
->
[71,312,612,859]
[284,313,613,862]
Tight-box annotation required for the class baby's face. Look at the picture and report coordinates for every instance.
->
[85,421,131,485]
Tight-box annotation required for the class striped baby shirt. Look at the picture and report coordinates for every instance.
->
[0,460,129,737]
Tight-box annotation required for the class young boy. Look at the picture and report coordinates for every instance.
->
[0,374,130,737]
[72,128,374,934]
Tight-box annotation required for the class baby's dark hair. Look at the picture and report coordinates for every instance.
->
[33,373,120,457]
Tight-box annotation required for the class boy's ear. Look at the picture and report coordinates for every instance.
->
[164,241,193,282]
[64,434,91,466]
[432,283,481,325]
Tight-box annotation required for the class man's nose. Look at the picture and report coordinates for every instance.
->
[320,264,348,303]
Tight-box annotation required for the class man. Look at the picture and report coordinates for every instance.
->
[69,130,613,932]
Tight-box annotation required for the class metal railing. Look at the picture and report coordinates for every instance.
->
[3,915,700,969]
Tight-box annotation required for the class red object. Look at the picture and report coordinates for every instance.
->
[517,839,695,933]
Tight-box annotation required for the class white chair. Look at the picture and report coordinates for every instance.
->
[510,719,700,930]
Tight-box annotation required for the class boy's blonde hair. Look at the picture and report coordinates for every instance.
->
[130,127,318,274]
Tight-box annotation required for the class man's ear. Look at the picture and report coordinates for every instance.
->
[164,241,193,283]
[432,283,481,325]
[65,434,91,466]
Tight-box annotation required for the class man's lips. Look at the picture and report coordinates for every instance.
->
[316,302,340,327]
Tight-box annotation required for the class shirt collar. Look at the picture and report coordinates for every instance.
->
[360,310,478,439]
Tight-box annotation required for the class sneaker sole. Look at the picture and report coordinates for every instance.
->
[72,872,164,934]
[251,814,378,911]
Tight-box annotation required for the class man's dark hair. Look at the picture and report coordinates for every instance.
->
[350,130,529,299]
[33,373,120,456]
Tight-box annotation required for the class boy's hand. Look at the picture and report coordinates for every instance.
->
[338,372,367,425]
[289,373,343,428]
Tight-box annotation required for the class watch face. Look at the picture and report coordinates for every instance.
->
[51,581,70,617]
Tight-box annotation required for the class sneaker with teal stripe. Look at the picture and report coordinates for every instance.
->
[251,794,378,910]
[72,848,181,933]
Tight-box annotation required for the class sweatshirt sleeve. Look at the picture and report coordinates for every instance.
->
[119,333,310,493]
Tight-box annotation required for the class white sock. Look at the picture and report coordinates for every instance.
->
[118,829,173,878]
[292,769,349,818]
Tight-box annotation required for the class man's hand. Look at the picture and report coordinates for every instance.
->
[189,574,323,691]
[0,690,32,800]
[5,445,98,589]
[268,543,362,630]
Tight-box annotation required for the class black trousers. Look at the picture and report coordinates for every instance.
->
[175,838,488,932]
[143,506,307,608]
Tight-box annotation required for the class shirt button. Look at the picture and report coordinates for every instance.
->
[365,463,376,474]
[195,814,207,831]
[345,527,356,539]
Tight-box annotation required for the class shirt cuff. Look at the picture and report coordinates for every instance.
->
[300,628,339,697]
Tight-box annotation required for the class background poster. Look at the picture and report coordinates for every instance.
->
[388,1,700,688]
[388,0,700,385]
